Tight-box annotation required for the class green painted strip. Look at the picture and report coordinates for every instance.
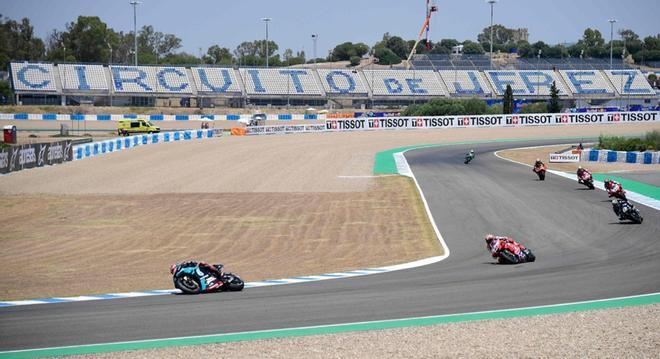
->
[373,136,593,175]
[592,173,660,200]
[2,293,658,358]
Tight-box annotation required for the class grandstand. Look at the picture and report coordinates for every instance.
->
[8,61,658,108]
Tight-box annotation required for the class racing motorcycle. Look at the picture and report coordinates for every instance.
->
[577,172,595,190]
[607,184,627,201]
[171,262,245,294]
[612,199,643,224]
[497,247,536,264]
[464,150,475,164]
[533,164,546,181]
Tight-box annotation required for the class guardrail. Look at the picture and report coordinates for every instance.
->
[583,149,660,164]
[73,129,220,161]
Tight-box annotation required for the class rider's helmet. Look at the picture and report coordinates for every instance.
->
[470,149,474,154]
[169,263,178,275]
[485,234,496,242]
[536,158,540,162]
[578,166,582,170]
[604,178,611,188]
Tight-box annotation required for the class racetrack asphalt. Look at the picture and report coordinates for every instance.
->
[1,139,658,351]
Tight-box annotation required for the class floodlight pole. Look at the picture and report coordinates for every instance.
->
[130,0,141,66]
[262,18,271,68]
[312,34,318,67]
[608,18,617,70]
[107,41,113,106]
[487,0,497,70]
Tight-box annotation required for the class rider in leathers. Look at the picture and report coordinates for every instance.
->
[485,234,535,264]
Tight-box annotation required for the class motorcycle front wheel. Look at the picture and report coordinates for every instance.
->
[175,275,202,294]
[223,273,245,291]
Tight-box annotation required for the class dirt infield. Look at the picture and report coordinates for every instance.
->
[1,122,659,300]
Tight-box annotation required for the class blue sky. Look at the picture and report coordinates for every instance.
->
[2,0,659,57]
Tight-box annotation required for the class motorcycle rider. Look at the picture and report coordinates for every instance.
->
[611,198,635,221]
[533,158,547,181]
[464,149,475,163]
[170,261,224,280]
[577,166,592,182]
[603,178,624,198]
[484,234,535,264]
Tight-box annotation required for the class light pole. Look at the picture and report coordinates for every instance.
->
[608,18,617,69]
[537,49,542,96]
[130,0,141,66]
[311,34,318,67]
[107,41,113,106]
[261,17,271,67]
[487,0,497,69]
[370,57,379,109]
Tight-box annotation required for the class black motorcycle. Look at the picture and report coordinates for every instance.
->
[612,199,643,224]
[172,263,245,294]
[464,151,475,164]
[498,248,536,264]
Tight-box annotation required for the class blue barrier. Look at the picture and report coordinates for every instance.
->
[625,152,637,163]
[227,115,240,120]
[643,152,652,164]
[175,115,189,121]
[97,114,111,121]
[606,151,617,162]
[42,113,57,120]
[150,114,164,121]
[70,114,85,121]
[588,150,599,161]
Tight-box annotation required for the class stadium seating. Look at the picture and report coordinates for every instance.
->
[603,69,655,95]
[559,70,615,95]
[239,68,324,96]
[315,69,369,96]
[438,70,493,96]
[363,69,447,96]
[59,64,108,91]
[484,70,569,96]
[191,67,242,94]
[10,62,58,92]
[111,66,193,94]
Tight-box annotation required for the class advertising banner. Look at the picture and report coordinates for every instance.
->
[549,153,580,163]
[0,140,72,174]
[322,111,659,132]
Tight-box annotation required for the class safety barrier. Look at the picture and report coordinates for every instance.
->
[583,148,660,164]
[73,129,219,161]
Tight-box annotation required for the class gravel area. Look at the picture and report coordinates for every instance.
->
[75,304,660,358]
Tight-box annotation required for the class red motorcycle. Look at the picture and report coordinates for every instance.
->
[533,162,547,181]
[577,171,595,190]
[605,181,627,201]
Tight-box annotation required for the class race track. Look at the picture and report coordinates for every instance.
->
[1,139,659,351]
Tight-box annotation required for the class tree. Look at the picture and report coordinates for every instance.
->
[0,16,46,69]
[0,80,13,104]
[161,52,199,65]
[204,45,233,65]
[462,40,484,54]
[548,81,561,113]
[349,56,361,66]
[503,84,514,114]
[385,36,408,59]
[137,25,182,62]
[373,47,400,65]
[331,42,369,61]
[477,25,515,47]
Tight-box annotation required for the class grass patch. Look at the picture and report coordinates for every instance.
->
[597,130,659,151]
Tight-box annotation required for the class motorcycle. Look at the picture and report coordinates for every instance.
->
[607,184,627,201]
[577,172,595,190]
[464,152,475,164]
[533,164,546,181]
[612,199,643,224]
[497,247,536,264]
[172,263,245,294]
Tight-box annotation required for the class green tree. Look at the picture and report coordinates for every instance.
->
[0,16,46,69]
[331,42,369,61]
[477,24,515,49]
[548,81,561,113]
[204,45,233,65]
[462,40,484,54]
[161,52,200,65]
[0,80,13,104]
[137,25,182,62]
[503,84,514,114]
[373,47,400,65]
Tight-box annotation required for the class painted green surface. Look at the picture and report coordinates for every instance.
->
[1,293,658,358]
[592,173,660,200]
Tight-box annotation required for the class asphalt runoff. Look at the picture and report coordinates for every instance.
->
[1,139,658,351]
